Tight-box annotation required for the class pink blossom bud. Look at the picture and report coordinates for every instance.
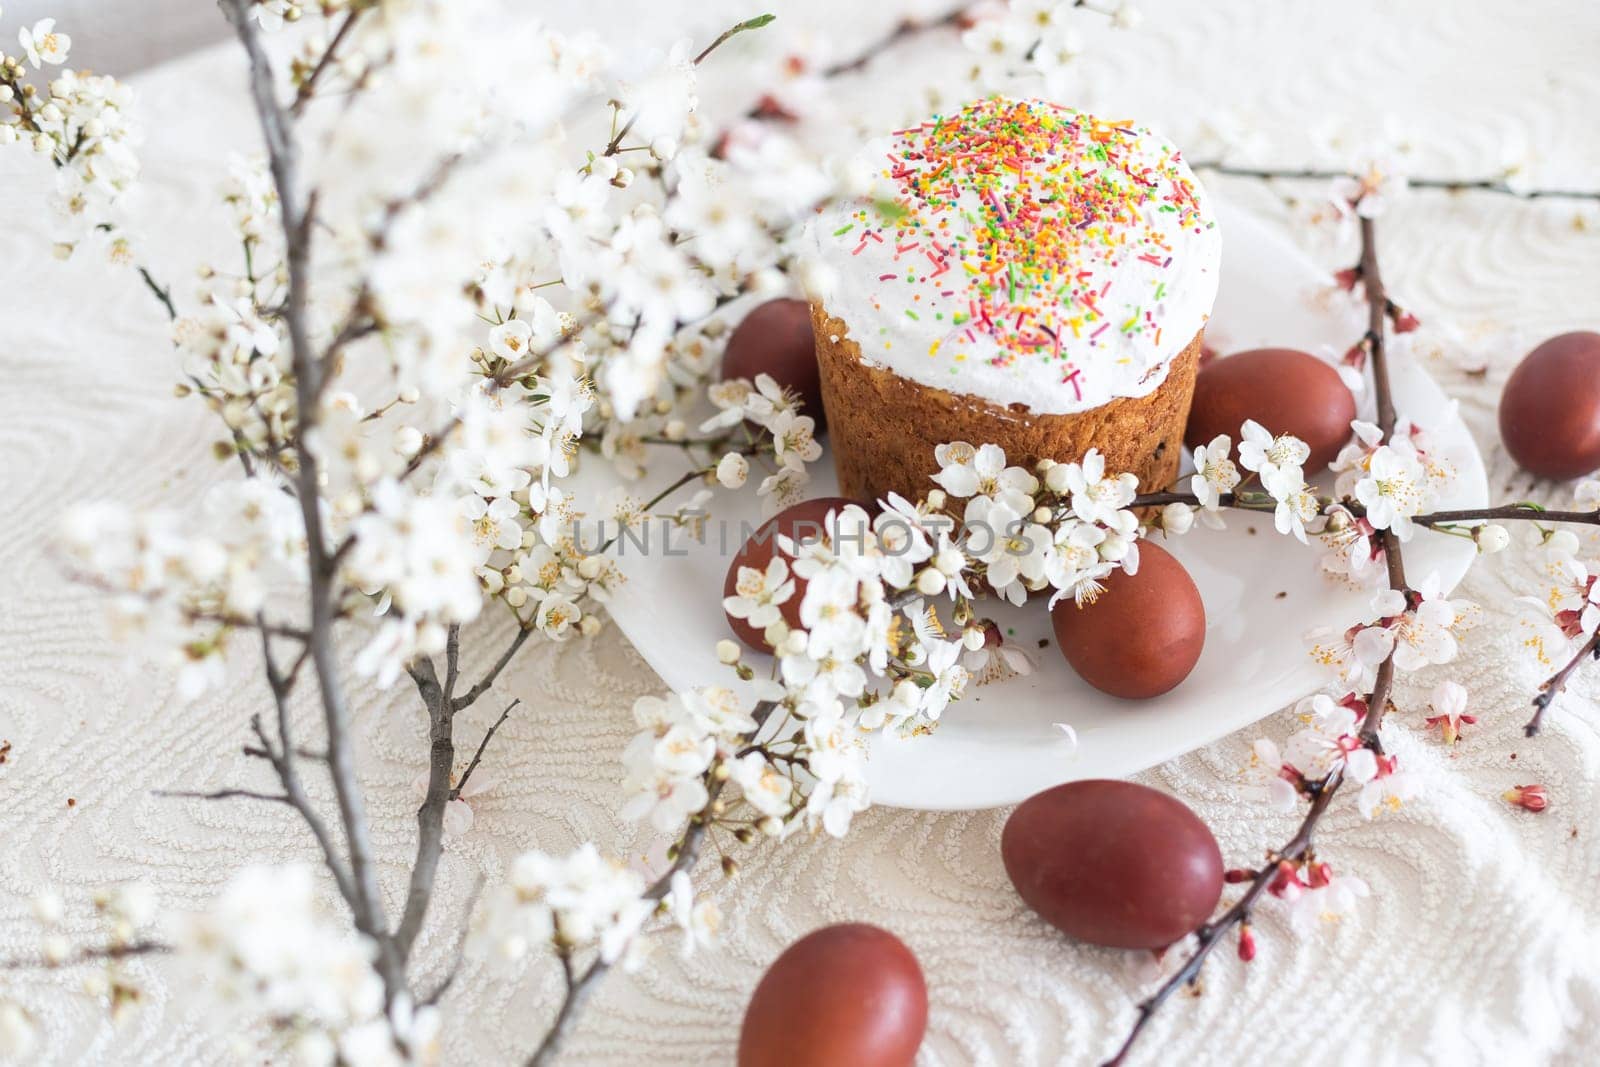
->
[1223,868,1256,884]
[1503,784,1549,812]
[1333,267,1361,291]
[1238,924,1257,962]
[1392,309,1421,333]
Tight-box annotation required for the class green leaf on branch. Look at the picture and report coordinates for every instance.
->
[693,13,777,65]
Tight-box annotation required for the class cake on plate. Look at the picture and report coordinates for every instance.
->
[806,96,1221,505]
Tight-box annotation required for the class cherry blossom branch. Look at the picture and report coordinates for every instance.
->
[1191,161,1600,202]
[1104,775,1341,1066]
[525,698,779,1066]
[1107,211,1409,1067]
[1415,504,1600,528]
[601,13,777,157]
[137,267,177,321]
[1527,631,1600,737]
[290,5,367,117]
[451,626,534,712]
[0,941,171,971]
[396,654,456,958]
[222,0,401,995]
[819,3,972,78]
[452,699,518,800]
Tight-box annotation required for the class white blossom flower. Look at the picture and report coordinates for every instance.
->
[1244,737,1301,812]
[917,638,971,721]
[1307,623,1395,691]
[1190,434,1241,512]
[488,845,650,964]
[722,556,795,631]
[1060,449,1139,529]
[768,410,822,472]
[804,762,869,838]
[1354,444,1428,541]
[932,442,1034,501]
[1376,572,1475,671]
[19,18,71,68]
[1238,421,1310,485]
[459,495,524,564]
[1265,466,1321,544]
[666,871,721,958]
[730,752,794,819]
[755,466,809,517]
[1331,157,1407,218]
[535,594,582,640]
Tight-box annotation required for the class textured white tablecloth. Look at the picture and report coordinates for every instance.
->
[4,2,1600,1064]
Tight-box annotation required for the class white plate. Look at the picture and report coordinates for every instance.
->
[582,203,1488,811]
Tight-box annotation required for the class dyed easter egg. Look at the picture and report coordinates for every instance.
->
[1185,347,1357,473]
[738,923,927,1067]
[1002,779,1224,949]
[1049,541,1205,699]
[722,298,826,429]
[1499,331,1600,480]
[723,496,861,650]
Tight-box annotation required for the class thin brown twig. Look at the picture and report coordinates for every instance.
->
[157,787,292,804]
[1106,210,1409,1067]
[1415,505,1600,528]
[290,6,365,117]
[0,941,171,971]
[1527,631,1600,737]
[452,626,534,712]
[222,0,401,995]
[451,700,519,800]
[1191,161,1600,202]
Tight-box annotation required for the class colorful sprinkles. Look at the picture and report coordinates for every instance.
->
[833,97,1214,398]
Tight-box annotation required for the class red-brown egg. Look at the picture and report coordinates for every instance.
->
[1050,541,1204,699]
[722,298,826,429]
[1185,347,1357,473]
[1002,779,1223,950]
[724,496,861,651]
[738,923,927,1067]
[1499,331,1600,480]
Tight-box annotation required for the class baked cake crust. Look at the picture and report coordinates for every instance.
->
[812,301,1201,505]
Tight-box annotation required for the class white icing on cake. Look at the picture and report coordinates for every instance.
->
[805,97,1222,416]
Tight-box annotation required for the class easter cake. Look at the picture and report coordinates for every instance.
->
[806,97,1221,504]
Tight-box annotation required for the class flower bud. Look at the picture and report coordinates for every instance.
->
[663,420,687,441]
[579,616,601,637]
[781,628,807,656]
[610,167,635,189]
[505,587,528,608]
[1503,783,1548,812]
[716,452,749,490]
[934,547,964,575]
[1545,529,1581,557]
[1044,463,1073,494]
[1162,501,1195,535]
[1475,523,1510,554]
[1237,923,1257,962]
[925,488,946,510]
[915,568,946,596]
[398,387,420,404]
[1032,506,1052,524]
[758,816,783,837]
[716,639,741,665]
[393,425,424,456]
